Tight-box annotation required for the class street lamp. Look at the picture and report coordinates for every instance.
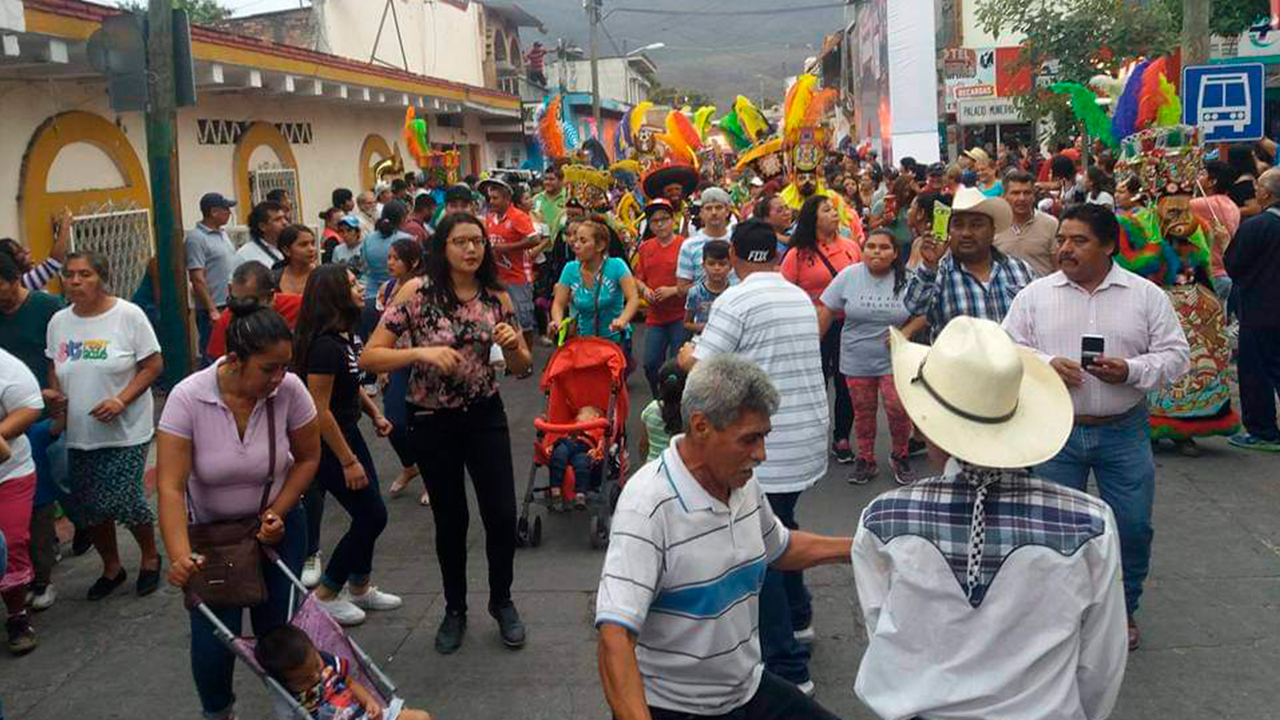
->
[626,42,665,57]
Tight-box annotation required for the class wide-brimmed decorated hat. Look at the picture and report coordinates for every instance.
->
[890,318,1073,468]
[563,164,612,211]
[735,138,786,183]
[641,160,699,201]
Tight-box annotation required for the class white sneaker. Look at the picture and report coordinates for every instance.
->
[301,554,322,589]
[796,680,815,697]
[793,626,815,644]
[314,594,366,626]
[29,585,58,612]
[348,586,403,611]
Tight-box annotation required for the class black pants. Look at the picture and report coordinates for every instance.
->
[410,394,517,613]
[1238,324,1280,441]
[820,323,854,444]
[646,671,842,720]
[313,424,388,592]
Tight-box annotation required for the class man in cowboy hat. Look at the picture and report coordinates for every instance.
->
[852,316,1129,720]
[1003,203,1190,651]
[903,186,1036,341]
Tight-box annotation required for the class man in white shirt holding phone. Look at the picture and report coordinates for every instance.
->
[1003,203,1189,652]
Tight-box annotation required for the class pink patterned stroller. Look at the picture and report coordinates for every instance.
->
[187,549,401,719]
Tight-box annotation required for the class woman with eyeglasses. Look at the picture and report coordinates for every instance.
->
[361,212,531,655]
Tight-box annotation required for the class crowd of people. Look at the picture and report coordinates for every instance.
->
[0,73,1277,720]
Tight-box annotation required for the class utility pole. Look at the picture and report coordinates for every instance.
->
[1181,0,1210,66]
[147,0,194,379]
[587,0,602,137]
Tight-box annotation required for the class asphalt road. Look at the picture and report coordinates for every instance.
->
[2,337,1278,720]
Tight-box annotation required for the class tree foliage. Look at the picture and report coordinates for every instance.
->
[119,0,234,24]
[976,0,1180,144]
[649,85,716,109]
[1161,0,1270,37]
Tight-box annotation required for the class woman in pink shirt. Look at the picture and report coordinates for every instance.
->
[1190,160,1243,304]
[156,299,320,720]
[781,195,862,463]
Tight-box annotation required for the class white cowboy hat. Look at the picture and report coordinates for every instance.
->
[950,186,1013,234]
[890,318,1073,468]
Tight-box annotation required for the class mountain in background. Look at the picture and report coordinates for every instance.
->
[512,0,844,109]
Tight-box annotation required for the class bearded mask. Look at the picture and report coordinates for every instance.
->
[1156,194,1197,241]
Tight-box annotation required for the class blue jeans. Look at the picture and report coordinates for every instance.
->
[759,491,813,684]
[188,505,306,719]
[1238,325,1280,441]
[643,320,686,396]
[1037,406,1154,616]
[550,438,597,493]
[195,310,213,367]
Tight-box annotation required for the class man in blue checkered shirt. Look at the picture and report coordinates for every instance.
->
[903,188,1036,340]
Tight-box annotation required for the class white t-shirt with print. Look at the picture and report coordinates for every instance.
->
[46,299,161,450]
[0,348,44,483]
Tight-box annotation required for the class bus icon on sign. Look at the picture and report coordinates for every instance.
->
[1198,71,1252,134]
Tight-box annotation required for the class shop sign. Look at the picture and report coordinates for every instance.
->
[957,97,1024,125]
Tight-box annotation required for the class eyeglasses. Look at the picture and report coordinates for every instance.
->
[448,237,487,249]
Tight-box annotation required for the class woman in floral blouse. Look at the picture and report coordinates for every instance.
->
[360,212,532,655]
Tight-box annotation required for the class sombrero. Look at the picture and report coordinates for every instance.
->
[641,160,699,201]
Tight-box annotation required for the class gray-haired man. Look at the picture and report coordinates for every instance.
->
[596,354,852,720]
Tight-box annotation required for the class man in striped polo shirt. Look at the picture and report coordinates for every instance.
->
[597,355,852,720]
[678,218,830,692]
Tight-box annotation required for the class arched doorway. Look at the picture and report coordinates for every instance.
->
[359,133,403,193]
[232,121,299,223]
[19,110,151,262]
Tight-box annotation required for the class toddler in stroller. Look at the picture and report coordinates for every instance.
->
[255,625,433,720]
[548,406,605,511]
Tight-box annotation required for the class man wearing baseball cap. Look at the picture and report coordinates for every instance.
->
[185,192,238,365]
[678,218,829,694]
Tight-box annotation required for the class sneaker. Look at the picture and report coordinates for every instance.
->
[793,625,815,644]
[301,554,323,589]
[796,679,815,697]
[847,458,876,485]
[314,594,366,626]
[1228,433,1280,453]
[435,610,467,654]
[574,492,587,510]
[536,334,554,347]
[29,585,58,612]
[831,440,854,464]
[490,602,527,649]
[907,437,928,457]
[1174,438,1201,458]
[890,455,917,486]
[6,613,37,655]
[348,586,403,611]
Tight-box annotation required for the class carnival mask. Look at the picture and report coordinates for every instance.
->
[1157,194,1197,240]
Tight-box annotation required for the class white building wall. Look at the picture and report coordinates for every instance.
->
[318,0,486,88]
[563,59,650,105]
[0,77,488,240]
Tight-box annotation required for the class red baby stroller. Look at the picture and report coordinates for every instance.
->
[519,336,630,549]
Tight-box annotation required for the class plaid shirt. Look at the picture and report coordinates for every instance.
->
[903,250,1035,340]
[860,465,1108,607]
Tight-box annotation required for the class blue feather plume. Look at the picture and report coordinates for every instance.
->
[1111,59,1150,143]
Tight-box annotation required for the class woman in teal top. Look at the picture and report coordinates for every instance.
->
[551,217,640,345]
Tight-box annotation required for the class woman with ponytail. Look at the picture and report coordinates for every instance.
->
[358,200,413,338]
[156,297,320,720]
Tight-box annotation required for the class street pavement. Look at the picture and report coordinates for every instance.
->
[2,337,1278,720]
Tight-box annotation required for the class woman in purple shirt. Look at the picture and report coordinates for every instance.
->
[156,300,320,720]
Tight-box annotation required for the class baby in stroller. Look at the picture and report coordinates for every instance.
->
[255,625,433,720]
[549,405,605,511]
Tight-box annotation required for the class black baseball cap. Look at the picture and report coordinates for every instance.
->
[199,192,236,214]
[927,162,946,177]
[444,184,476,204]
[731,219,778,264]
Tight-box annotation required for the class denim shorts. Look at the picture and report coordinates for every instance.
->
[507,282,536,331]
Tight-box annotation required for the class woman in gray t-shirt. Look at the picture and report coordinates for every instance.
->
[817,230,924,486]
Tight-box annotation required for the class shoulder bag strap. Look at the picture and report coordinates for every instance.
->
[813,245,840,279]
[258,396,276,514]
[591,261,606,336]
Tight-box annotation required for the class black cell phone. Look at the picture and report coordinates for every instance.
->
[1081,334,1105,369]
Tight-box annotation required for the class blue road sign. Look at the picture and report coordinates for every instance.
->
[1182,63,1265,143]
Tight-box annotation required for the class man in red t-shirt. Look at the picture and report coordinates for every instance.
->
[482,178,540,351]
[633,199,687,395]
[205,260,302,359]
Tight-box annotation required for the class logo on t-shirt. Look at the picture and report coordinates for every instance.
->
[56,339,109,363]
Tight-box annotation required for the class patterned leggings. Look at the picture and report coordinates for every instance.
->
[67,443,155,528]
[846,375,912,462]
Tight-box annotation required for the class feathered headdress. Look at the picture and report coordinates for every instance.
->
[1115,124,1203,200]
[537,95,566,162]
[717,96,770,151]
[654,110,703,167]
[402,106,430,168]
[782,74,836,145]
[1116,206,1211,285]
[1051,82,1116,148]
